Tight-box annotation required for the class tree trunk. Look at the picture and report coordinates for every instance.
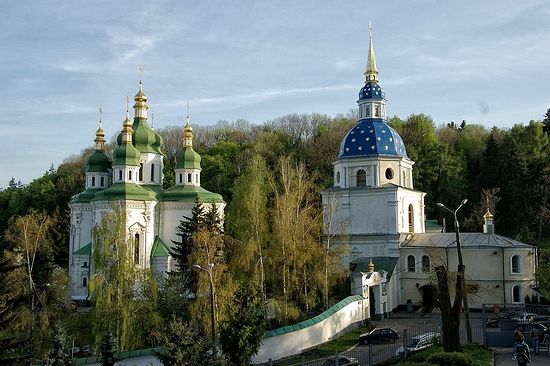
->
[435,265,461,352]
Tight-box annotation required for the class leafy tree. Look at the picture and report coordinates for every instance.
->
[219,281,265,365]
[99,332,116,366]
[89,203,161,351]
[543,108,550,137]
[43,323,73,366]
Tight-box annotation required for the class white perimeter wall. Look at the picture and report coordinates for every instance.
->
[253,298,367,364]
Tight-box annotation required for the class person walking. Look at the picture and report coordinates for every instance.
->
[512,334,531,366]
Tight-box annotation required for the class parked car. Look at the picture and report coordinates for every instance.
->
[358,327,399,345]
[320,355,359,366]
[517,322,547,334]
[395,332,441,357]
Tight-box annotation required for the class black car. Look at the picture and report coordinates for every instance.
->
[358,327,399,345]
[320,356,359,366]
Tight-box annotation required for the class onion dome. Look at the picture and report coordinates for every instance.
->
[86,120,111,173]
[175,120,201,170]
[339,119,407,158]
[483,209,494,221]
[124,82,163,155]
[113,115,140,166]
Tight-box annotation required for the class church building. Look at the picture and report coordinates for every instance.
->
[69,83,224,300]
[322,32,538,318]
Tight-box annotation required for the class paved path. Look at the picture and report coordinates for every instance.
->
[494,347,550,365]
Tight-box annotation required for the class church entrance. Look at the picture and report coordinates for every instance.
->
[419,284,439,312]
[369,287,376,318]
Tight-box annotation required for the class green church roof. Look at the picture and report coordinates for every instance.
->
[350,257,398,279]
[175,147,201,170]
[92,182,160,202]
[132,118,163,155]
[87,150,112,173]
[163,184,224,203]
[113,141,141,167]
[71,188,103,204]
[73,242,91,255]
[151,236,170,257]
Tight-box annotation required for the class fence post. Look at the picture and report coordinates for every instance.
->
[482,303,487,346]
[368,342,373,366]
[402,328,408,359]
[268,358,272,366]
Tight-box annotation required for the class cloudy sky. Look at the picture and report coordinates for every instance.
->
[1,0,549,186]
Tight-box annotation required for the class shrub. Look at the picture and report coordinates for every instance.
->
[426,352,473,366]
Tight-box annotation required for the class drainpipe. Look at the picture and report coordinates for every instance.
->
[501,247,506,307]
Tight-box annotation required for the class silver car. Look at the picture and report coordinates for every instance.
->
[395,332,441,357]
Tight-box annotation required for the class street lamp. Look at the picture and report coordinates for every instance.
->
[192,263,216,345]
[437,199,472,343]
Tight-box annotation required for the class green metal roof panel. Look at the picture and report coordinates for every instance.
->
[71,188,102,204]
[163,184,224,203]
[92,182,159,202]
[175,147,202,170]
[132,118,163,155]
[264,295,363,338]
[351,257,399,279]
[113,142,141,166]
[87,150,112,173]
[151,236,170,257]
[73,242,91,255]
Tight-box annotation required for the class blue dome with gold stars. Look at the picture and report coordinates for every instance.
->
[338,118,408,158]
[359,82,385,100]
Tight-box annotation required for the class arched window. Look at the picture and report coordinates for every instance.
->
[119,170,122,181]
[82,277,87,287]
[187,173,192,183]
[408,204,414,233]
[511,255,521,274]
[179,173,183,184]
[375,105,380,117]
[357,169,366,186]
[336,171,341,184]
[407,255,416,272]
[151,164,155,182]
[100,177,104,186]
[422,255,431,272]
[139,163,143,181]
[129,170,133,180]
[366,106,370,117]
[91,176,95,186]
[134,234,140,264]
[512,285,522,303]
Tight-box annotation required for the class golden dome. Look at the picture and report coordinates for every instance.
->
[367,258,375,273]
[484,209,494,220]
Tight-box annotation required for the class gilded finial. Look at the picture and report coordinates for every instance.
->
[151,112,154,129]
[94,106,106,150]
[367,258,375,273]
[364,22,379,83]
[133,73,148,118]
[183,100,193,147]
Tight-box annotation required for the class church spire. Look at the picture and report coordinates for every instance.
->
[183,100,193,147]
[364,22,379,83]
[94,107,106,150]
[133,65,148,118]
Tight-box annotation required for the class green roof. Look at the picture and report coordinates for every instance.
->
[87,150,112,173]
[351,257,398,279]
[73,242,91,255]
[151,236,170,257]
[71,188,102,204]
[175,147,201,170]
[113,141,141,166]
[163,185,223,203]
[264,295,363,338]
[132,118,163,154]
[92,183,160,202]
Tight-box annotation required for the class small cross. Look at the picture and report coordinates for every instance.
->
[99,106,103,128]
[138,64,144,83]
[369,21,373,39]
[126,96,130,113]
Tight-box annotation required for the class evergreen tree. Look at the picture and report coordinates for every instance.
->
[99,332,116,366]
[219,281,265,365]
[170,200,206,272]
[43,323,73,366]
[543,108,550,136]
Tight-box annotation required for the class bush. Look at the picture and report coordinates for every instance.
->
[426,352,473,366]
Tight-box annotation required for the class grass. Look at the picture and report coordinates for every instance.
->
[393,344,492,366]
[275,323,374,365]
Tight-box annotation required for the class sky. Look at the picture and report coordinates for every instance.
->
[1,0,550,187]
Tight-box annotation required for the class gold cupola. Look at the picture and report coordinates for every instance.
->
[367,258,375,273]
[94,115,106,151]
[133,81,148,118]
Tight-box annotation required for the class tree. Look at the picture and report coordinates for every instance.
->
[43,323,73,366]
[543,108,550,137]
[89,203,161,351]
[99,332,116,366]
[219,281,265,365]
[171,200,206,272]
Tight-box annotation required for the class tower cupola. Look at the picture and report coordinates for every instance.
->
[85,111,112,189]
[175,109,202,187]
[112,110,141,184]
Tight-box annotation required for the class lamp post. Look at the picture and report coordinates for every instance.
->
[192,263,216,345]
[437,199,472,343]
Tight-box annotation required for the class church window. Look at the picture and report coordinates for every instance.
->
[139,163,143,181]
[187,173,192,183]
[91,177,95,187]
[366,106,370,117]
[82,261,88,268]
[385,168,394,180]
[421,255,430,272]
[375,105,380,117]
[82,277,87,287]
[359,107,363,118]
[196,174,199,183]
[179,173,183,184]
[407,255,416,272]
[511,255,521,274]
[151,164,155,182]
[129,171,133,180]
[100,177,104,186]
[408,204,414,233]
[336,171,340,184]
[134,234,140,264]
[119,170,122,181]
[357,169,366,187]
[512,285,522,303]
